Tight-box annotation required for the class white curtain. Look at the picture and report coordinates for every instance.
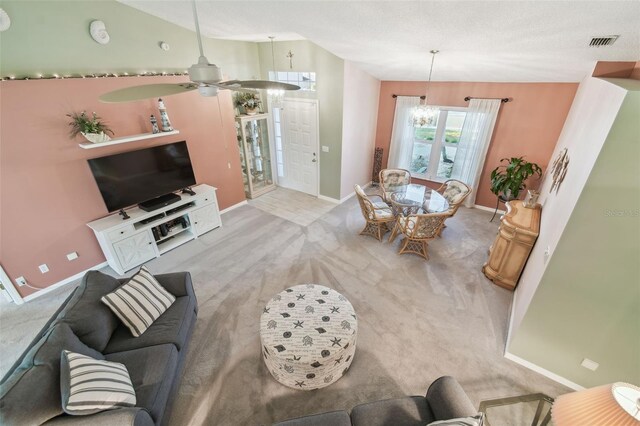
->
[388,96,421,170]
[451,98,502,207]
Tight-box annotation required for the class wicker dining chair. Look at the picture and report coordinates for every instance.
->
[436,179,472,235]
[354,184,395,241]
[378,168,411,204]
[397,211,449,259]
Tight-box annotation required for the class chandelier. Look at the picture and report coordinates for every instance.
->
[267,36,285,108]
[411,50,440,127]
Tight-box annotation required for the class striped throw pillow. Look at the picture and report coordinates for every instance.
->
[61,350,136,415]
[101,266,176,337]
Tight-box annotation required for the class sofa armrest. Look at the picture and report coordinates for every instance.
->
[426,376,477,420]
[154,271,193,296]
[42,408,154,426]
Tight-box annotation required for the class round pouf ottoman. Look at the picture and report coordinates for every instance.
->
[260,284,357,390]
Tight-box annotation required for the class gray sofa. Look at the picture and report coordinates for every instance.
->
[0,270,197,426]
[274,376,478,426]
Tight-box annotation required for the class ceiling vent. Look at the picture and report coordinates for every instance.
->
[589,35,619,47]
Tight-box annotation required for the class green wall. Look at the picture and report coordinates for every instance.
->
[257,40,344,199]
[509,83,640,388]
[0,0,259,79]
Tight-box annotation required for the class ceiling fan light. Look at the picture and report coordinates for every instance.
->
[198,84,218,97]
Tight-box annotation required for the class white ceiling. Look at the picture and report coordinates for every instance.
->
[119,1,640,82]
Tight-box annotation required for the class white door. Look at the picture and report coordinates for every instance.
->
[279,99,319,196]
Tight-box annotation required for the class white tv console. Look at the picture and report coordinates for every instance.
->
[87,184,221,275]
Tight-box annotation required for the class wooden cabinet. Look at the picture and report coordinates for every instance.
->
[483,201,541,290]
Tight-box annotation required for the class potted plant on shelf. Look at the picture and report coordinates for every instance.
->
[67,111,114,143]
[490,157,542,202]
[234,93,261,115]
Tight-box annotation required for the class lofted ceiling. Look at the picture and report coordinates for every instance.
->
[119,1,640,82]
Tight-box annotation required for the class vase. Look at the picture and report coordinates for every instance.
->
[245,107,258,116]
[524,190,540,208]
[82,132,111,144]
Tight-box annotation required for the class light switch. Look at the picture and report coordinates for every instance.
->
[39,264,49,273]
[581,358,599,371]
[322,146,329,153]
[67,252,78,261]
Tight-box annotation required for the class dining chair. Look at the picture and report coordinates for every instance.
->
[436,179,472,235]
[397,211,449,260]
[354,184,395,241]
[378,168,411,204]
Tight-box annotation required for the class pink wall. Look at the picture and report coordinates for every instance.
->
[374,81,578,207]
[340,61,381,198]
[0,76,246,297]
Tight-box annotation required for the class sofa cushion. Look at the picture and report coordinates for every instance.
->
[428,414,484,425]
[105,344,178,423]
[61,350,136,415]
[351,396,435,426]
[0,323,103,426]
[273,410,352,426]
[102,266,176,338]
[103,295,196,354]
[55,270,122,351]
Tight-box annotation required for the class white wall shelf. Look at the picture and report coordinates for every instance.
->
[78,130,180,149]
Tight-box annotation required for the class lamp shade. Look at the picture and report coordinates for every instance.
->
[552,382,640,426]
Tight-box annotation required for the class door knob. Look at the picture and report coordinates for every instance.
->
[312,158,317,162]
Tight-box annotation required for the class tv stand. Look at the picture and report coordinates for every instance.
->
[139,193,181,212]
[87,184,221,275]
[119,209,131,220]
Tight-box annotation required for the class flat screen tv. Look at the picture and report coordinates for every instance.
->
[88,141,196,212]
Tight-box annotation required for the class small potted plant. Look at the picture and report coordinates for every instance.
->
[233,93,262,115]
[490,157,542,201]
[67,111,114,143]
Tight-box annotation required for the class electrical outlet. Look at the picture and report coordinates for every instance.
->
[15,276,27,287]
[39,264,49,273]
[543,246,551,264]
[581,358,599,371]
[227,162,231,169]
[66,252,78,261]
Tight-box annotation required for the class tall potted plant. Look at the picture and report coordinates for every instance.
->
[490,157,542,201]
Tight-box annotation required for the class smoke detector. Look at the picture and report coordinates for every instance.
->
[589,35,619,47]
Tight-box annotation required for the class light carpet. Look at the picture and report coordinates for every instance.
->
[0,199,569,425]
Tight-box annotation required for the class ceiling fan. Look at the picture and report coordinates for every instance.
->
[99,0,300,103]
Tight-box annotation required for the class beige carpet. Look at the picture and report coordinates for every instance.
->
[0,198,569,425]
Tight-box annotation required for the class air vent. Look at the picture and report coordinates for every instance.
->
[589,35,619,47]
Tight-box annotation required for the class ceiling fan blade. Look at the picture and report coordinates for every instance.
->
[99,83,198,103]
[226,80,301,91]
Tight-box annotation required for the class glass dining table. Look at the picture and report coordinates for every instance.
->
[387,184,450,242]
[389,184,450,215]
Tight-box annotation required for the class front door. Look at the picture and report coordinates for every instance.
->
[278,99,318,196]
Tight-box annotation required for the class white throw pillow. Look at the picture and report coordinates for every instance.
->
[61,350,136,415]
[101,266,175,337]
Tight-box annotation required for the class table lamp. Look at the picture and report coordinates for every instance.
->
[552,382,640,425]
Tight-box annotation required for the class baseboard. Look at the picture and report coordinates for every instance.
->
[220,200,248,214]
[474,204,506,215]
[321,181,374,205]
[317,194,341,204]
[504,351,584,391]
[22,261,109,303]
